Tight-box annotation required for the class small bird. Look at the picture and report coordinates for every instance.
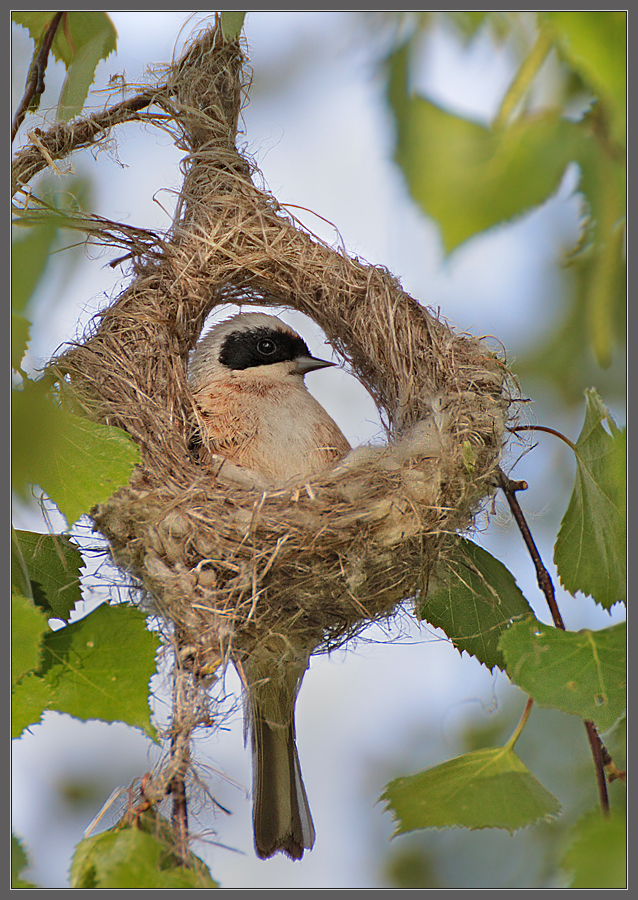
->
[188,312,351,859]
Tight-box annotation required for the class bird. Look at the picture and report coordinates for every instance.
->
[188,312,351,860]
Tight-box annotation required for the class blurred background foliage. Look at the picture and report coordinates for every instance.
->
[12,10,625,890]
[376,10,625,402]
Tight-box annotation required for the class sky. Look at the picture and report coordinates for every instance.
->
[11,11,624,890]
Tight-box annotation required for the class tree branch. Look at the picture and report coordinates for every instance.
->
[12,90,162,196]
[497,469,610,816]
[498,469,565,629]
[583,720,611,816]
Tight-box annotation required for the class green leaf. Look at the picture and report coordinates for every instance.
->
[499,619,626,733]
[554,389,626,606]
[49,12,117,68]
[547,11,626,146]
[12,834,39,889]
[561,809,626,889]
[12,313,31,372]
[12,593,49,683]
[221,12,246,41]
[54,13,118,122]
[12,12,59,44]
[12,530,84,622]
[71,828,218,889]
[38,603,159,739]
[12,379,140,526]
[12,672,55,739]
[381,745,561,834]
[419,538,535,670]
[387,45,585,252]
[11,222,57,313]
[12,12,117,122]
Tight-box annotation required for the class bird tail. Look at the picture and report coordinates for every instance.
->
[251,703,316,860]
[238,645,316,860]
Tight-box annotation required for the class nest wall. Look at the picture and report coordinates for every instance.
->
[46,24,513,673]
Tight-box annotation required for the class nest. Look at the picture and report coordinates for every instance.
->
[49,24,511,687]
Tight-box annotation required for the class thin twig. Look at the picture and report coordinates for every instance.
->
[497,469,564,629]
[497,469,610,816]
[12,11,65,143]
[584,720,611,816]
[508,424,577,452]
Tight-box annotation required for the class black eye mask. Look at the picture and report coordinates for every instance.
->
[219,327,311,370]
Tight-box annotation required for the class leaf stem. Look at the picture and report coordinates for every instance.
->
[12,12,65,143]
[493,22,554,130]
[506,695,535,750]
[497,469,611,815]
[508,424,577,452]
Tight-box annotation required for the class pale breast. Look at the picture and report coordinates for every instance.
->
[193,378,350,484]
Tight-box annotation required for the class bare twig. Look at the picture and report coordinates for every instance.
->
[12,90,162,195]
[497,469,611,816]
[497,469,565,629]
[12,11,65,143]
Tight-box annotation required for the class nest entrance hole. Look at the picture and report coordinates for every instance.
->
[192,302,385,447]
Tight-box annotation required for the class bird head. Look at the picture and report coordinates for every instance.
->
[188,313,335,388]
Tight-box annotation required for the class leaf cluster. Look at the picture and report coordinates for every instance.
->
[11,551,159,741]
[382,387,625,885]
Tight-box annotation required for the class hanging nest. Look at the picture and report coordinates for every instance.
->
[46,24,512,691]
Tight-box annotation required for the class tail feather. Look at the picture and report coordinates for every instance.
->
[251,707,315,860]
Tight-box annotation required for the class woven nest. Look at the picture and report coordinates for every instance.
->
[50,23,512,680]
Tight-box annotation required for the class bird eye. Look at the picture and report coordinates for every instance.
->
[257,338,276,355]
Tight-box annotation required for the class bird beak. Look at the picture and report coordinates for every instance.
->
[294,354,335,374]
